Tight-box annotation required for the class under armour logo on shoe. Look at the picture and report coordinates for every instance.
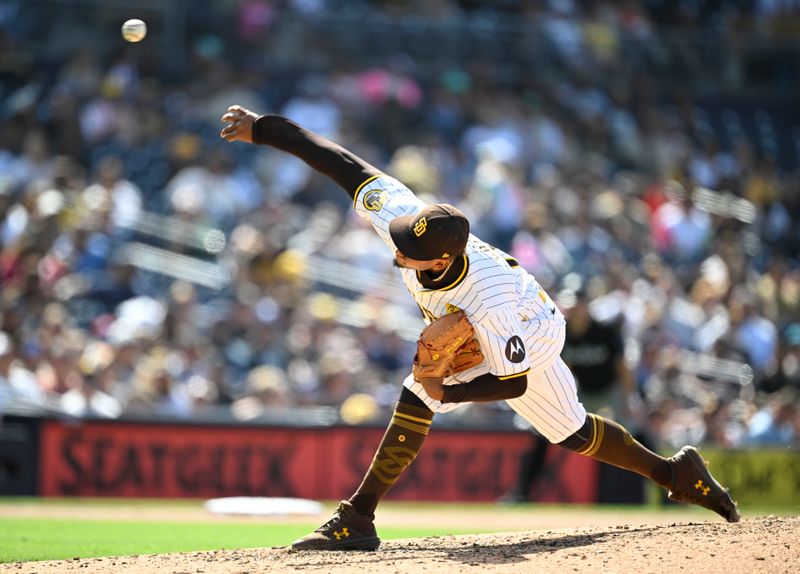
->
[333,528,350,540]
[694,480,711,496]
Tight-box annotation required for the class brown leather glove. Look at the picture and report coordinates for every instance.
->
[412,311,484,381]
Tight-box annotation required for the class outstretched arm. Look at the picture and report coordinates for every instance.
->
[220,105,382,199]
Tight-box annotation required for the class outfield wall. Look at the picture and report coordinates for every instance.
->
[35,418,598,502]
[702,449,800,508]
[2,416,798,507]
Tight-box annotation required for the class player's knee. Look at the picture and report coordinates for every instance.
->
[557,415,593,452]
[399,386,434,413]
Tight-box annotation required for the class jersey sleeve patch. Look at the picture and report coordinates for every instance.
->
[352,174,382,210]
[504,335,526,363]
[362,187,387,211]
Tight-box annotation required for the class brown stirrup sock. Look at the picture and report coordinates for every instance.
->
[348,401,434,518]
[559,413,673,489]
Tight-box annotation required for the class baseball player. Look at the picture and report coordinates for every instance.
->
[220,105,740,551]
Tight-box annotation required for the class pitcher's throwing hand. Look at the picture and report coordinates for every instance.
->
[220,105,258,143]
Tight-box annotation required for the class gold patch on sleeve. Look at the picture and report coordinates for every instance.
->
[363,189,386,211]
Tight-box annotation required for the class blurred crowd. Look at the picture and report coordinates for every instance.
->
[0,0,798,449]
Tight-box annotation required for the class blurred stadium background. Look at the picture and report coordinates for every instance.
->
[0,0,798,510]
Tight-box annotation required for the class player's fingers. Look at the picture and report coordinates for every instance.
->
[231,105,250,116]
[221,105,247,120]
[219,125,238,140]
[221,111,243,124]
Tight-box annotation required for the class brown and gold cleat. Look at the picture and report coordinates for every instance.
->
[290,501,381,551]
[667,446,741,523]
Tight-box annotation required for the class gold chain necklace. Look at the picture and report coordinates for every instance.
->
[430,258,455,283]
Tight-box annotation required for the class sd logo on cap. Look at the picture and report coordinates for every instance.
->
[389,204,470,261]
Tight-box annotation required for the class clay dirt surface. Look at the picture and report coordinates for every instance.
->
[4,515,798,574]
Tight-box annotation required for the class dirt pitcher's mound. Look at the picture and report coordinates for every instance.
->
[7,516,798,574]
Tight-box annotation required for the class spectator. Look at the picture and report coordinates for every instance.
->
[745,389,798,445]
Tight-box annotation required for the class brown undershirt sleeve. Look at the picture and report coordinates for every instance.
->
[252,114,382,199]
[441,372,528,404]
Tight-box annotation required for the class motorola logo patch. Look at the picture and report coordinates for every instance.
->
[505,336,526,363]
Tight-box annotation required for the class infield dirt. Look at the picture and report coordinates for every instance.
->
[3,512,798,574]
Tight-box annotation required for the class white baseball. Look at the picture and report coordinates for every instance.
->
[121,19,147,43]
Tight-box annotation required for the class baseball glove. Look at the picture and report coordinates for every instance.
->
[413,311,484,380]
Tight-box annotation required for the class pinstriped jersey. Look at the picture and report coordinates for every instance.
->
[354,174,561,381]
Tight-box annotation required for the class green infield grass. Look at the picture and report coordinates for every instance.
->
[0,517,492,563]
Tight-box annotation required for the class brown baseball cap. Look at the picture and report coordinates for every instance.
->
[389,203,470,261]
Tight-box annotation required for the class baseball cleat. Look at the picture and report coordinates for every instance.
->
[290,501,381,551]
[667,445,741,523]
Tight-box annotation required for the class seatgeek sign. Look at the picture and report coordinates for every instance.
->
[38,419,597,502]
